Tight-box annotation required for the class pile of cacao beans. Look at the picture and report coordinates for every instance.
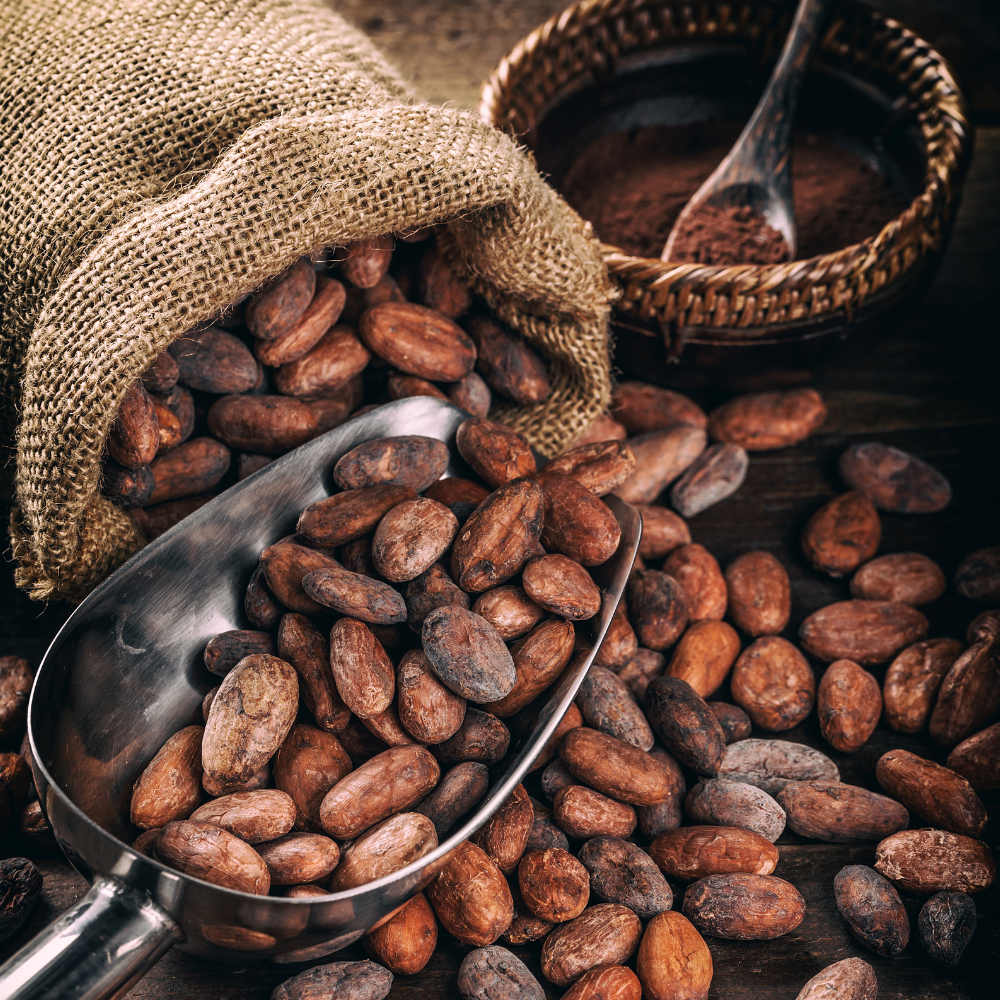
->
[3,365,999,1000]
[102,229,550,540]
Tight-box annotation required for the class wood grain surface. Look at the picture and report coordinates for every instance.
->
[0,4,997,998]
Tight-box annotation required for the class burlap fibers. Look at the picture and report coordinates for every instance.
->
[0,0,614,603]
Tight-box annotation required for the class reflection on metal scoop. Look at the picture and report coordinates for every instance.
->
[0,397,641,1000]
[661,0,833,262]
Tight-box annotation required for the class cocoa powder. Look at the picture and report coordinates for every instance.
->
[561,124,907,263]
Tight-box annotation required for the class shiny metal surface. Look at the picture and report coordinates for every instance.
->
[3,397,640,998]
[0,877,181,1000]
[661,0,833,260]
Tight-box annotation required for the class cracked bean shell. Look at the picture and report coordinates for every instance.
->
[545,440,636,496]
[518,847,590,923]
[648,825,778,881]
[724,551,790,637]
[777,781,909,842]
[575,666,654,750]
[795,958,877,1000]
[540,904,642,988]
[422,606,516,704]
[450,478,544,592]
[918,891,977,966]
[685,779,786,842]
[329,618,395,719]
[662,544,726,622]
[371,498,458,583]
[883,638,964,734]
[644,676,725,777]
[817,660,882,752]
[718,739,839,795]
[319,745,439,840]
[800,600,928,665]
[577,837,672,918]
[875,829,995,894]
[839,442,951,514]
[333,436,450,492]
[801,492,881,578]
[457,418,536,489]
[682,873,804,940]
[560,727,672,805]
[834,865,909,955]
[536,472,621,567]
[427,841,514,946]
[876,748,986,837]
[627,570,688,651]
[457,946,544,1000]
[202,655,298,784]
[730,637,815,731]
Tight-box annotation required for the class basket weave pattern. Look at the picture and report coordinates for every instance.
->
[480,0,971,348]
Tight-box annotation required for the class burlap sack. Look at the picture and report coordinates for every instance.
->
[0,0,613,603]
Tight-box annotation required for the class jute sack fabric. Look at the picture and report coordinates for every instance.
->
[0,0,614,603]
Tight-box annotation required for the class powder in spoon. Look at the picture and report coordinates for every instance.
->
[669,204,789,266]
[560,123,907,262]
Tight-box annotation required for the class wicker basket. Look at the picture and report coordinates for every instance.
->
[480,0,971,364]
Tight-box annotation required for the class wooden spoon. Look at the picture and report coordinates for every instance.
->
[661,0,833,262]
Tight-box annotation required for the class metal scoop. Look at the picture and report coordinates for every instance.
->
[661,0,833,262]
[0,396,641,1000]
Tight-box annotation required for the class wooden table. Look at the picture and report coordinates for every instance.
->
[1,3,997,997]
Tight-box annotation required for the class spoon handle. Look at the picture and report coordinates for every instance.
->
[727,0,834,189]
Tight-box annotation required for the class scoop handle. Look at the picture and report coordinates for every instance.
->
[0,875,179,1000]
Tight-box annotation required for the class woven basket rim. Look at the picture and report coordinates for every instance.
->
[479,0,972,333]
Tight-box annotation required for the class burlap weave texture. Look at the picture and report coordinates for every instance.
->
[0,0,613,602]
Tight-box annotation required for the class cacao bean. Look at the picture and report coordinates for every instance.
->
[839,441,952,514]
[724,551,791,637]
[577,837,672,919]
[643,676,725,777]
[614,426,707,505]
[648,825,778,881]
[777,780,909,842]
[799,600,928,665]
[918,891,977,965]
[670,443,748,517]
[610,381,707,434]
[801,492,881,578]
[875,829,995,895]
[682,872,805,940]
[708,388,826,450]
[833,864,909,956]
[817,659,882,752]
[883,638,964,733]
